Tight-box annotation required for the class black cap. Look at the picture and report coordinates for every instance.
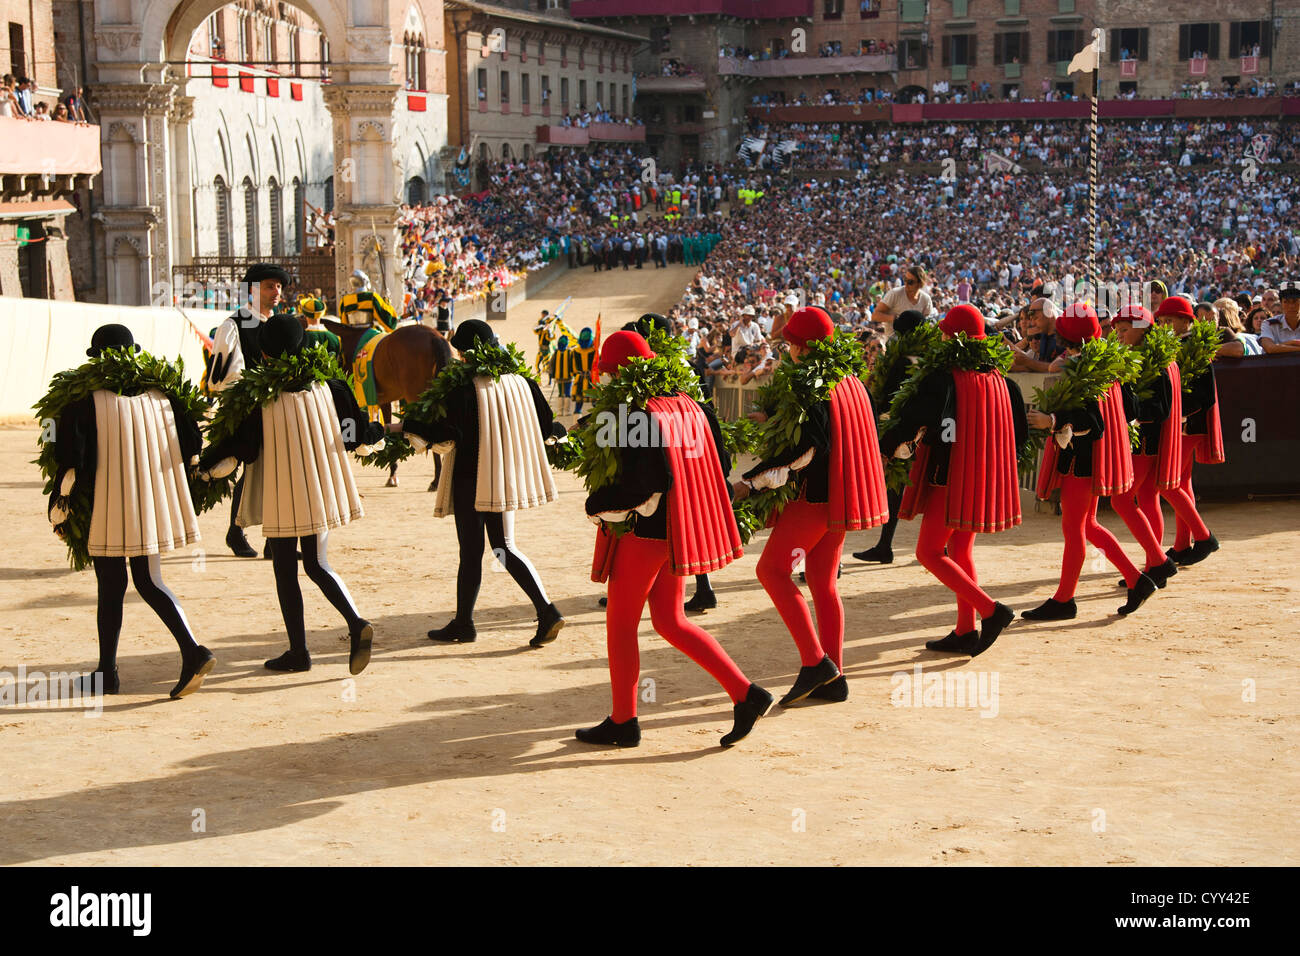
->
[243,263,292,287]
[1279,281,1300,299]
[260,313,305,358]
[87,323,138,357]
[450,319,497,352]
[893,309,924,335]
[634,312,672,338]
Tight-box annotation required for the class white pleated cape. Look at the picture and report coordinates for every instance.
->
[89,389,200,557]
[237,382,364,536]
[433,373,558,518]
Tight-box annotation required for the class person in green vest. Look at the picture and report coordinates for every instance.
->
[299,295,340,358]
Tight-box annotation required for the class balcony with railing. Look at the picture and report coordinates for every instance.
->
[589,122,647,142]
[718,53,896,78]
[636,74,708,94]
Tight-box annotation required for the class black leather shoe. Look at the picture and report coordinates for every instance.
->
[1180,533,1220,566]
[973,603,1015,656]
[530,604,564,648]
[925,630,979,653]
[683,591,718,613]
[1166,545,1194,565]
[265,649,311,672]
[1146,559,1179,589]
[349,621,373,674]
[1020,598,1077,622]
[575,716,641,747]
[807,675,849,702]
[598,596,608,608]
[428,619,477,643]
[77,669,120,695]
[852,544,894,564]
[170,646,215,699]
[1118,574,1158,616]
[226,527,257,558]
[721,684,775,746]
[779,656,840,706]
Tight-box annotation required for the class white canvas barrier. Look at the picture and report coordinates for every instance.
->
[0,297,212,420]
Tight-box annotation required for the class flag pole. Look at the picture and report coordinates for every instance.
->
[1087,31,1101,301]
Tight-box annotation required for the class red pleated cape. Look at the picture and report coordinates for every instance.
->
[900,368,1021,532]
[1190,373,1226,465]
[827,376,889,531]
[1145,362,1184,491]
[590,394,742,581]
[1036,381,1134,499]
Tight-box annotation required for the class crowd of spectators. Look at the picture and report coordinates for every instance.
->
[0,77,91,125]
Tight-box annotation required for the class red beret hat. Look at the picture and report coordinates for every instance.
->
[1154,295,1195,321]
[938,304,986,339]
[1115,304,1153,328]
[1056,303,1101,344]
[597,330,655,376]
[782,307,834,347]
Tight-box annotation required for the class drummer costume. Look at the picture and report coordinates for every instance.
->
[1110,305,1182,587]
[1155,295,1222,565]
[199,314,381,674]
[1025,305,1158,622]
[207,263,291,558]
[881,305,1023,656]
[401,321,565,647]
[578,331,772,748]
[745,308,889,703]
[45,325,215,698]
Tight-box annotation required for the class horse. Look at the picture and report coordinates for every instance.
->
[323,319,453,488]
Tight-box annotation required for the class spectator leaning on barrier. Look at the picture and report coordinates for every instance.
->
[873,265,933,328]
[1213,297,1256,357]
[1260,282,1300,354]
[730,305,765,359]
[1011,296,1065,372]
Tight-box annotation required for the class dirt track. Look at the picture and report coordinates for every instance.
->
[0,260,1295,866]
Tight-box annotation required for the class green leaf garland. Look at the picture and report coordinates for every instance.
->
[33,347,218,572]
[865,321,942,409]
[1177,320,1220,394]
[205,343,346,450]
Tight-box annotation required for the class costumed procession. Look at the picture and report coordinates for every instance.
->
[36,259,1234,751]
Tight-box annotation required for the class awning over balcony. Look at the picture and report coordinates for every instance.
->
[0,118,101,176]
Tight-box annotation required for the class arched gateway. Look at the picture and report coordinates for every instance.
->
[91,0,447,305]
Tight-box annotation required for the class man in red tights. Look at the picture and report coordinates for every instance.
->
[881,304,1023,656]
[1153,295,1222,565]
[736,307,889,705]
[1110,305,1182,589]
[1024,304,1159,621]
[577,331,773,748]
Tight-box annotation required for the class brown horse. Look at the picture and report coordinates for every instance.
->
[323,320,453,488]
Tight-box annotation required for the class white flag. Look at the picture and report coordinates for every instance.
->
[1068,36,1101,75]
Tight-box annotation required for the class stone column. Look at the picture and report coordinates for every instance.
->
[168,93,197,282]
[90,82,177,305]
[322,83,404,305]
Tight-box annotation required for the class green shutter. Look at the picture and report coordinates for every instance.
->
[1057,0,1074,12]
[1056,59,1070,76]
[1004,0,1020,14]
[952,0,968,16]
[1004,61,1021,78]
[900,0,926,22]
[951,64,967,81]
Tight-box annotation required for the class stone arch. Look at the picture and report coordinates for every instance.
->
[93,0,445,304]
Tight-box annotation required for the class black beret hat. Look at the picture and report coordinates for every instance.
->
[893,309,925,336]
[450,319,497,352]
[87,323,139,357]
[243,263,292,287]
[260,312,305,358]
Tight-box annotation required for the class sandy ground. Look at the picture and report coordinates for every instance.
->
[0,260,1296,866]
